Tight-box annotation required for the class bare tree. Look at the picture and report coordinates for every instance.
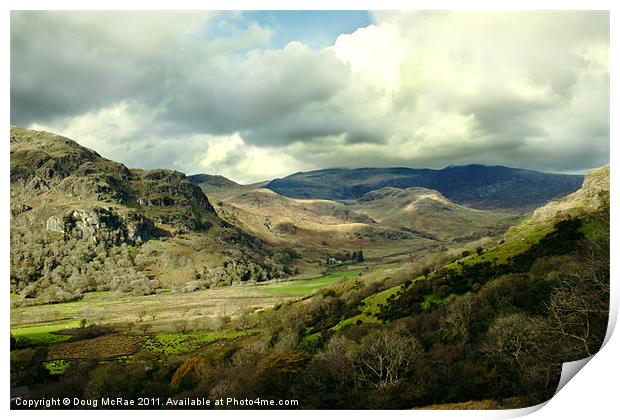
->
[317,335,356,388]
[354,327,422,388]
[541,233,609,360]
[441,293,473,344]
[484,313,555,391]
[485,313,539,371]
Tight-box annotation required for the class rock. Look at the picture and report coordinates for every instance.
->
[26,176,49,191]
[11,126,220,237]
[10,203,32,218]
[531,165,609,222]
[46,215,65,233]
[46,207,151,245]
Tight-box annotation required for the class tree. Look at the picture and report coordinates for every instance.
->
[483,313,555,393]
[354,327,422,388]
[541,232,609,360]
[441,293,473,345]
[137,309,148,322]
[484,313,539,372]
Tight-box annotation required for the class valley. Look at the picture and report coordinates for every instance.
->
[11,269,363,348]
[10,127,609,410]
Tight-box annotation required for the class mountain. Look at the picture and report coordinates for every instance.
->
[188,173,261,202]
[134,164,607,409]
[530,164,609,222]
[209,187,428,250]
[10,127,299,303]
[350,187,516,241]
[265,165,584,211]
[202,182,519,256]
[10,126,219,237]
[188,173,240,187]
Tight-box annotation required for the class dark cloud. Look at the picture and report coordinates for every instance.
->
[161,42,350,135]
[10,11,609,182]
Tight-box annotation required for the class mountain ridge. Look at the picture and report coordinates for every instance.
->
[265,164,585,211]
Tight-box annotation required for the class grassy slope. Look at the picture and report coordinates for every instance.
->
[350,187,517,241]
[330,213,594,330]
[12,321,79,346]
[143,329,258,355]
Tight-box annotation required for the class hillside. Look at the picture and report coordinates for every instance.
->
[10,127,299,303]
[227,163,607,408]
[187,174,240,189]
[201,183,518,258]
[22,163,606,409]
[530,164,609,221]
[187,173,248,201]
[213,187,424,250]
[350,187,517,241]
[266,165,584,211]
[9,127,608,409]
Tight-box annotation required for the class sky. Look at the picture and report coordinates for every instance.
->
[10,11,609,184]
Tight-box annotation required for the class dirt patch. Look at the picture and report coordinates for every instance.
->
[47,334,140,360]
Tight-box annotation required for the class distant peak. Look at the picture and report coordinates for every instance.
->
[188,173,240,187]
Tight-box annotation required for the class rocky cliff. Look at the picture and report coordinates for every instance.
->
[10,127,297,303]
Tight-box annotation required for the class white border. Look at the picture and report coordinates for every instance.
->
[2,1,617,420]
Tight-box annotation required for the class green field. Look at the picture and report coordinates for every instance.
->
[44,359,71,375]
[251,270,361,296]
[11,321,80,346]
[11,270,362,345]
[143,329,258,355]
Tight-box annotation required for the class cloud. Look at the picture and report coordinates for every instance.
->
[11,11,609,182]
[270,11,609,174]
[161,41,350,136]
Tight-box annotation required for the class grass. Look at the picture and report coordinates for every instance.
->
[44,359,70,375]
[579,218,608,239]
[11,321,79,346]
[143,329,258,355]
[10,269,366,354]
[444,223,554,272]
[12,270,363,333]
[251,270,361,296]
[333,220,561,327]
[332,284,401,330]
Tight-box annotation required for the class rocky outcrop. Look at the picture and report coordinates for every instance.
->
[11,127,219,234]
[46,207,152,246]
[139,169,213,211]
[134,168,216,232]
[46,215,65,233]
[10,203,32,218]
[531,165,609,222]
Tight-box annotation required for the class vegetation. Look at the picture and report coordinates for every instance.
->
[10,127,300,303]
[9,127,609,410]
[143,330,258,355]
[255,270,361,296]
[266,165,583,210]
[12,322,78,346]
[11,204,608,409]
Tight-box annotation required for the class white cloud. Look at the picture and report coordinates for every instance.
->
[12,11,609,181]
